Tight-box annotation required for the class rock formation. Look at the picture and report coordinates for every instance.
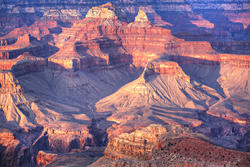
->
[86,2,118,20]
[0,53,46,76]
[0,72,22,94]
[43,9,82,20]
[90,124,250,167]
[86,2,128,22]
[104,124,167,161]
[0,2,249,167]
[0,129,34,167]
[135,9,149,23]
[2,2,249,73]
[36,151,59,167]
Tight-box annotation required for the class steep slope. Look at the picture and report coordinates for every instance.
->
[94,64,203,139]
[95,59,250,149]
[95,62,203,114]
[0,72,36,130]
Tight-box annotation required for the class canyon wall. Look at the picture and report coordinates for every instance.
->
[0,130,34,167]
[0,72,22,94]
[0,2,249,167]
[0,53,46,76]
[1,2,249,75]
[2,0,250,13]
[1,0,249,51]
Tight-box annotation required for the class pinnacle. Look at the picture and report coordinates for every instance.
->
[135,9,149,22]
[100,2,114,8]
[85,2,128,21]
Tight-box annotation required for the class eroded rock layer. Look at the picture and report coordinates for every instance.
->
[1,2,250,74]
[0,2,249,167]
[90,125,250,167]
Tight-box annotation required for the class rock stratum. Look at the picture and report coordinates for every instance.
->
[90,124,250,167]
[0,1,249,167]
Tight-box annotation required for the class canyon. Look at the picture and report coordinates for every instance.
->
[0,1,249,167]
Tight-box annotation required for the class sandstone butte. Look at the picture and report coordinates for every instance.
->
[0,1,249,167]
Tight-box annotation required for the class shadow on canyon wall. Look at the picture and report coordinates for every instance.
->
[97,36,133,65]
[149,104,250,151]
[167,55,226,98]
[4,34,59,59]
[0,144,7,167]
[150,4,250,54]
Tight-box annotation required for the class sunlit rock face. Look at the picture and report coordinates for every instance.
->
[0,1,249,167]
[89,125,250,167]
[36,151,59,167]
[104,124,167,160]
[42,4,250,71]
[85,2,128,22]
[134,9,149,23]
[0,72,22,94]
[1,0,250,53]
[0,53,46,76]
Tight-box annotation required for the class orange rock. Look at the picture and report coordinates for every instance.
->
[0,71,22,94]
[36,151,59,167]
[0,52,46,76]
[101,124,250,167]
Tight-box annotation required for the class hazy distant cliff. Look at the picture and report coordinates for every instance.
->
[1,0,249,44]
[1,0,249,14]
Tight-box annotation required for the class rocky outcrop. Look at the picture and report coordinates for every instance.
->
[0,53,46,76]
[153,136,250,167]
[36,150,102,167]
[0,72,22,94]
[0,71,37,130]
[86,2,118,20]
[0,13,39,36]
[135,9,149,23]
[0,129,34,167]
[12,53,47,76]
[36,151,59,167]
[2,19,58,40]
[151,61,187,75]
[0,34,30,51]
[86,2,128,22]
[48,4,132,71]
[0,130,21,167]
[105,124,167,161]
[212,41,250,55]
[91,124,250,167]
[45,127,94,153]
[133,60,191,76]
[170,54,250,67]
